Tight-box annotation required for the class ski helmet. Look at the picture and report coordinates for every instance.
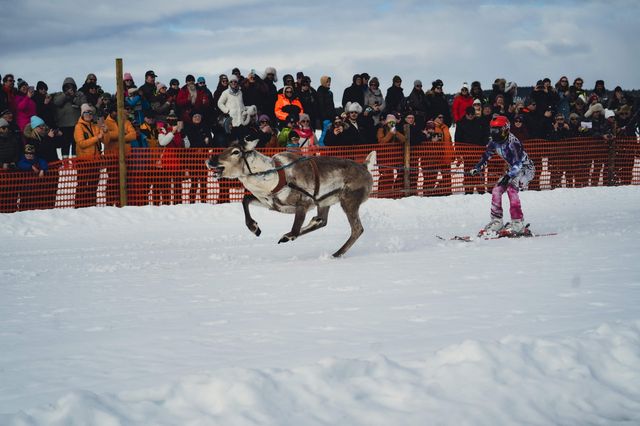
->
[489,115,510,142]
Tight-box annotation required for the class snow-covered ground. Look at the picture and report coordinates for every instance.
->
[1,186,640,425]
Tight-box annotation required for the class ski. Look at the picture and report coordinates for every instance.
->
[437,225,557,242]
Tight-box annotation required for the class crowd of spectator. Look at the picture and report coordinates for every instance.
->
[0,67,638,210]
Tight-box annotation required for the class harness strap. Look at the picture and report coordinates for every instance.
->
[309,157,320,198]
[271,158,288,194]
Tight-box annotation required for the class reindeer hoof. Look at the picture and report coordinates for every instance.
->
[278,234,297,244]
[247,221,261,236]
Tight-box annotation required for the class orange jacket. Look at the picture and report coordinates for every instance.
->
[274,93,303,122]
[74,117,104,159]
[104,115,137,154]
[433,122,454,165]
[377,126,407,145]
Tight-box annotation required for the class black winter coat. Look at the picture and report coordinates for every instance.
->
[454,117,486,146]
[316,86,335,122]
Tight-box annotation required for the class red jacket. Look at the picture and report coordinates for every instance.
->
[176,85,210,122]
[452,94,474,123]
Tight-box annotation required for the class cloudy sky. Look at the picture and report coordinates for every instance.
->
[1,0,638,101]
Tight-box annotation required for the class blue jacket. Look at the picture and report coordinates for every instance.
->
[17,154,49,172]
[474,133,531,178]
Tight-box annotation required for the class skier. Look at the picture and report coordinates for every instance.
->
[468,115,535,236]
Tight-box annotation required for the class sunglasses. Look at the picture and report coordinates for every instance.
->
[300,119,310,123]
[83,111,94,115]
[259,120,269,123]
[436,115,444,119]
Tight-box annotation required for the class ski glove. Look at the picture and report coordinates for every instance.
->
[498,174,511,187]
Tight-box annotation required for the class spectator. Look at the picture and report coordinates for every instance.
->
[73,103,105,207]
[231,67,245,86]
[241,70,268,119]
[489,78,506,106]
[279,74,295,95]
[455,106,486,146]
[297,76,318,130]
[569,77,587,109]
[510,114,530,141]
[274,85,303,128]
[581,102,611,187]
[121,72,136,97]
[555,76,571,119]
[2,74,17,114]
[139,70,158,105]
[316,75,335,145]
[285,129,301,150]
[217,74,254,137]
[470,80,488,104]
[184,112,212,203]
[425,79,452,126]
[296,113,316,149]
[103,105,136,155]
[323,116,351,146]
[16,145,49,176]
[276,115,299,147]
[15,79,37,132]
[504,81,518,109]
[53,77,87,158]
[255,114,278,148]
[492,94,509,118]
[1,109,21,140]
[23,115,60,164]
[546,112,573,189]
[125,86,146,126]
[591,80,609,107]
[430,113,453,194]
[384,75,404,115]
[456,106,489,194]
[151,82,173,121]
[452,83,473,124]
[405,80,429,125]
[608,86,631,111]
[472,98,482,117]
[363,77,385,126]
[155,111,185,205]
[342,74,364,108]
[0,117,21,168]
[344,101,375,145]
[377,113,407,195]
[262,67,279,122]
[0,116,22,212]
[17,144,51,210]
[32,81,56,128]
[176,74,211,124]
[613,105,638,185]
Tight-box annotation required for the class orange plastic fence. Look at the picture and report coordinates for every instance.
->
[0,137,638,212]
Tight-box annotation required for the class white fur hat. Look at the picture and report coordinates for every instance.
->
[604,108,615,119]
[345,102,363,114]
[262,67,278,82]
[584,103,604,118]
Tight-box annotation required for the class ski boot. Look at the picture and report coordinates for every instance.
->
[500,219,531,237]
[478,218,504,237]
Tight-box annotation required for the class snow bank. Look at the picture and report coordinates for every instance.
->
[3,321,640,426]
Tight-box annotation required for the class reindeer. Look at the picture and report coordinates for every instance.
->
[206,137,376,257]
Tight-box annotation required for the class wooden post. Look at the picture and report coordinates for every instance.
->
[115,59,127,207]
[403,123,411,196]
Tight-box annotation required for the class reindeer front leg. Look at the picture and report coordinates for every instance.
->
[278,206,307,244]
[242,194,262,236]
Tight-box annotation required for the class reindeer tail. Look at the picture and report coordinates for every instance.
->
[364,151,377,175]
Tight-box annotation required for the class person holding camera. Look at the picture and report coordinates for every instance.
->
[53,77,87,158]
[364,77,385,126]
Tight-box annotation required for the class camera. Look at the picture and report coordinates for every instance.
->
[365,106,373,113]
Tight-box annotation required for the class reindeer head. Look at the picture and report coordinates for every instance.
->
[205,137,260,179]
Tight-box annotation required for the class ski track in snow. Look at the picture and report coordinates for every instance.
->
[1,186,640,425]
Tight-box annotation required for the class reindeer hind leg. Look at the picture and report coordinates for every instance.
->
[332,188,366,257]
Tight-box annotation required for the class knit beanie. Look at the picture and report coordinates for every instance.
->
[30,116,45,129]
